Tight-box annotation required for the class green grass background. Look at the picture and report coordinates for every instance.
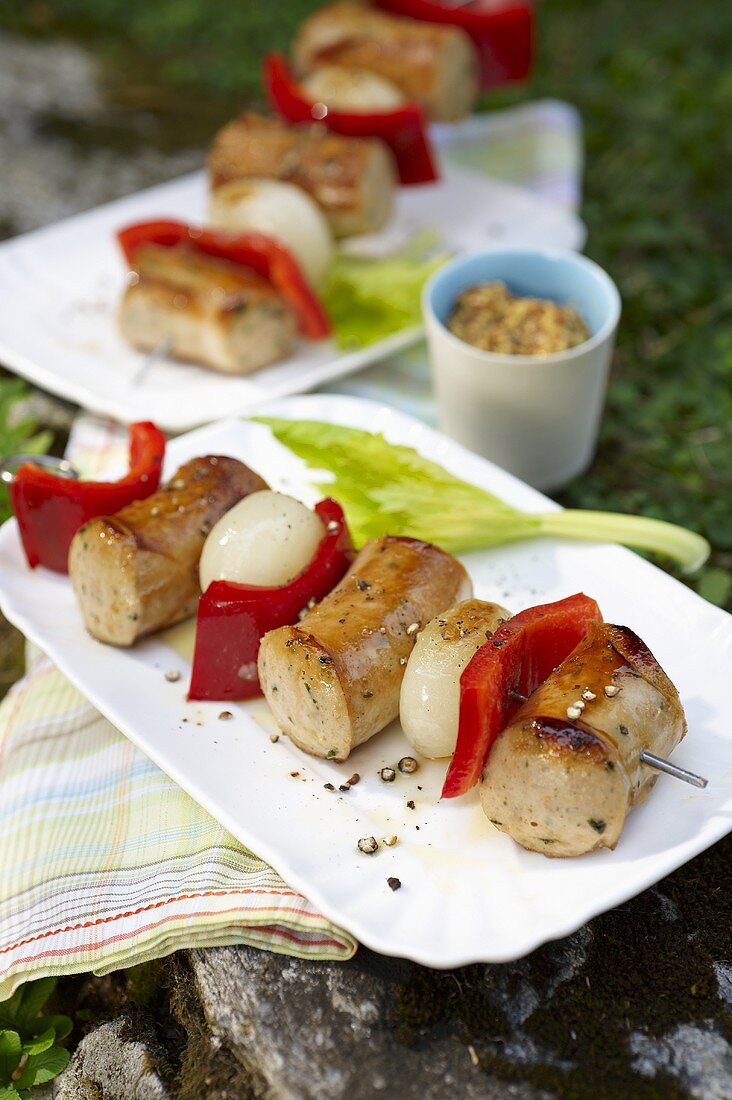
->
[3,0,731,607]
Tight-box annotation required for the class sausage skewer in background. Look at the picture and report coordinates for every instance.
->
[69,457,267,646]
[119,245,298,376]
[480,622,687,857]
[258,535,471,760]
[208,112,396,238]
[299,65,407,113]
[294,2,479,121]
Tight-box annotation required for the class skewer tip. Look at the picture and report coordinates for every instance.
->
[640,750,708,789]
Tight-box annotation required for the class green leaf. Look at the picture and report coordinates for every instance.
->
[0,992,23,1032]
[0,378,53,525]
[14,979,56,1031]
[21,1027,55,1057]
[0,1087,21,1100]
[321,242,447,350]
[696,566,732,607]
[14,1046,69,1089]
[0,1031,22,1085]
[254,419,710,572]
[40,1014,73,1043]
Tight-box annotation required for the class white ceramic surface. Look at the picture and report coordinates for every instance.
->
[0,395,729,967]
[0,169,584,432]
[423,248,621,490]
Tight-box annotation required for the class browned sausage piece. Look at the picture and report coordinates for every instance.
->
[208,112,396,238]
[258,535,471,760]
[480,623,687,857]
[118,245,298,376]
[69,457,268,646]
[294,2,479,122]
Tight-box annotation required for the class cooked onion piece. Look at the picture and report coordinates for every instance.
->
[209,179,334,286]
[399,599,511,758]
[199,490,325,591]
[300,65,406,112]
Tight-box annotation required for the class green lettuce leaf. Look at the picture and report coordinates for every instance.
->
[321,242,447,349]
[254,418,710,573]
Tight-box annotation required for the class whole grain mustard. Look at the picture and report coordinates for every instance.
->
[448,281,589,356]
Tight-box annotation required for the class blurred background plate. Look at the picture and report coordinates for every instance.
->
[0,165,584,432]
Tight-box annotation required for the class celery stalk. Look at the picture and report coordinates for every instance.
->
[536,510,709,573]
[255,418,710,574]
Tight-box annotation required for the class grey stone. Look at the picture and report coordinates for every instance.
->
[0,32,201,238]
[630,1023,732,1100]
[188,946,546,1100]
[36,1016,171,1100]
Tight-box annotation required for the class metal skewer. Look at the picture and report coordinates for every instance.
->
[508,689,708,788]
[130,336,173,387]
[639,751,708,788]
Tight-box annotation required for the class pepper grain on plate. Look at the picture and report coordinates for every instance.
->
[398,756,419,774]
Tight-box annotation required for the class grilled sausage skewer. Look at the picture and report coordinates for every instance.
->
[69,456,268,646]
[258,535,471,760]
[119,245,298,376]
[208,112,396,238]
[480,622,688,857]
[294,2,479,121]
[506,695,706,787]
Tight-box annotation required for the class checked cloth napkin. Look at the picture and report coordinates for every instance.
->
[0,101,582,998]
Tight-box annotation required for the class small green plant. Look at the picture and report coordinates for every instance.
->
[0,379,52,525]
[0,979,72,1098]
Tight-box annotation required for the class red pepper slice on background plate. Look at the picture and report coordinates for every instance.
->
[442,593,602,798]
[188,498,354,702]
[374,0,533,89]
[10,421,166,574]
[117,220,332,340]
[263,52,438,186]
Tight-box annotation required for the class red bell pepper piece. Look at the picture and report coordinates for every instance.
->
[442,593,602,798]
[263,53,438,186]
[188,498,354,702]
[374,0,533,90]
[117,220,332,340]
[10,421,166,574]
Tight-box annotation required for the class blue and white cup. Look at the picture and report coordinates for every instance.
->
[422,248,621,491]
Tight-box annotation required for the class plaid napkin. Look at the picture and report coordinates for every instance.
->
[0,651,356,1001]
[0,101,583,998]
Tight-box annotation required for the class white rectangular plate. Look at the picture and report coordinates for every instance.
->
[0,164,583,431]
[1,394,729,967]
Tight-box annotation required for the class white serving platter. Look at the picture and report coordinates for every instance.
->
[0,165,583,432]
[1,394,729,967]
